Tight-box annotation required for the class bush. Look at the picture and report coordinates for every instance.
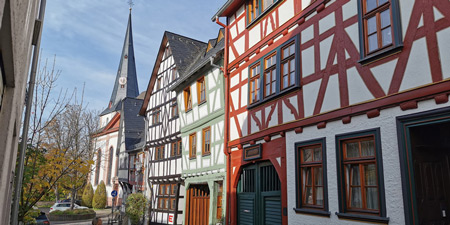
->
[49,209,95,215]
[125,193,148,225]
[24,208,40,224]
[92,181,107,209]
[82,182,94,207]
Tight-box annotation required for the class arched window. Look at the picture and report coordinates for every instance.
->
[95,149,102,185]
[107,147,114,185]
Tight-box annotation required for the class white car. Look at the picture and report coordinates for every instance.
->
[49,203,88,213]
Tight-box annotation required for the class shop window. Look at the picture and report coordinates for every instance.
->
[336,129,388,223]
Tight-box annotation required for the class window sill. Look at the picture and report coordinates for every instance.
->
[185,108,192,113]
[358,45,403,66]
[189,156,197,160]
[247,85,300,110]
[293,208,330,217]
[198,100,207,106]
[202,153,211,157]
[336,212,389,224]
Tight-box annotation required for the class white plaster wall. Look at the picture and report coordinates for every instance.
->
[286,98,450,225]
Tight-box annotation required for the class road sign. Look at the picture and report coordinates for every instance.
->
[111,190,118,197]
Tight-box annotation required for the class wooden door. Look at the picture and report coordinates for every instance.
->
[237,162,281,225]
[413,146,450,225]
[185,185,210,225]
[410,121,450,225]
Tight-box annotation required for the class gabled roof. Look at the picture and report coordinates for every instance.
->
[139,32,207,115]
[101,12,139,116]
[92,112,121,137]
[168,28,225,92]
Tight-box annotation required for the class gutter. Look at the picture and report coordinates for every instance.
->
[211,0,234,21]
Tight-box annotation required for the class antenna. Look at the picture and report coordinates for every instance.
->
[128,0,134,11]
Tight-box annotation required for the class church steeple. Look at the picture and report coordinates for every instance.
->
[108,10,139,109]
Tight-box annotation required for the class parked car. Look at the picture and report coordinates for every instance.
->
[49,203,87,213]
[60,198,82,206]
[26,210,50,225]
[35,211,50,224]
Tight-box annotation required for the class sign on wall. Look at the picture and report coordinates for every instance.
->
[243,144,262,161]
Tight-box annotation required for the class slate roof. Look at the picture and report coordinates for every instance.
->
[121,97,145,151]
[165,31,208,76]
[169,28,225,92]
[101,12,139,116]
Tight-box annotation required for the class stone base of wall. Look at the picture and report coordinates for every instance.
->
[48,213,96,221]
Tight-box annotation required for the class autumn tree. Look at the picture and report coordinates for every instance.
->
[16,56,99,221]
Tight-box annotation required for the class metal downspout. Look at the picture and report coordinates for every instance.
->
[11,1,47,224]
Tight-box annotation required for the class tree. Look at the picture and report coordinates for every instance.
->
[82,182,94,207]
[16,55,99,221]
[126,193,148,225]
[92,181,107,209]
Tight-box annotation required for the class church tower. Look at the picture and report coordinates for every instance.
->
[102,10,139,116]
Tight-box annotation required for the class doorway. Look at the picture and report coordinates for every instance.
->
[185,184,210,225]
[237,161,281,225]
[398,108,450,225]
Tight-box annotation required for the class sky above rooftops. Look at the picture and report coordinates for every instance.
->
[40,0,227,112]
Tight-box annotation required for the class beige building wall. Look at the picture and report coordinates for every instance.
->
[0,0,41,224]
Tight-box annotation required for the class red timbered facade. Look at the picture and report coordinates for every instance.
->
[215,0,450,224]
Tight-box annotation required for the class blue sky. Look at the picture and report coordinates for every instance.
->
[40,0,227,111]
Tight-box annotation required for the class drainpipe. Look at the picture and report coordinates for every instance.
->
[215,16,231,225]
[11,1,47,224]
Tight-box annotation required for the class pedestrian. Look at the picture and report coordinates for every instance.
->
[92,217,102,225]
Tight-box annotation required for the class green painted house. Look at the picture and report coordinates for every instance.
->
[169,29,226,225]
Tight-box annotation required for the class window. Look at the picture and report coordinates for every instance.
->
[249,63,260,104]
[247,0,278,24]
[155,146,165,160]
[197,77,206,104]
[158,184,176,210]
[248,38,299,107]
[171,67,177,81]
[107,147,114,185]
[336,129,387,223]
[171,101,178,118]
[171,140,182,157]
[95,149,102,185]
[152,110,161,125]
[189,133,197,159]
[264,53,277,97]
[157,77,162,90]
[358,0,402,61]
[294,139,329,216]
[164,46,172,59]
[184,87,192,111]
[202,127,211,156]
[281,42,296,90]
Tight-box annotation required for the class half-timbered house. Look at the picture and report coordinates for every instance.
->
[139,32,207,225]
[91,10,144,207]
[168,29,226,225]
[214,0,450,224]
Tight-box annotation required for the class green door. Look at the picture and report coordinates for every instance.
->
[237,162,281,225]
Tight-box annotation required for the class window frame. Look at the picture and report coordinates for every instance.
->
[249,63,261,104]
[335,128,388,223]
[152,109,161,125]
[157,77,162,90]
[184,87,192,112]
[294,138,330,216]
[357,0,402,64]
[247,36,300,109]
[202,127,211,156]
[155,146,165,161]
[247,0,282,25]
[197,77,207,104]
[280,41,296,90]
[171,67,177,82]
[171,140,182,157]
[170,100,178,118]
[189,133,197,159]
[263,52,277,98]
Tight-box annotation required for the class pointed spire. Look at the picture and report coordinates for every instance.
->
[107,9,139,110]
